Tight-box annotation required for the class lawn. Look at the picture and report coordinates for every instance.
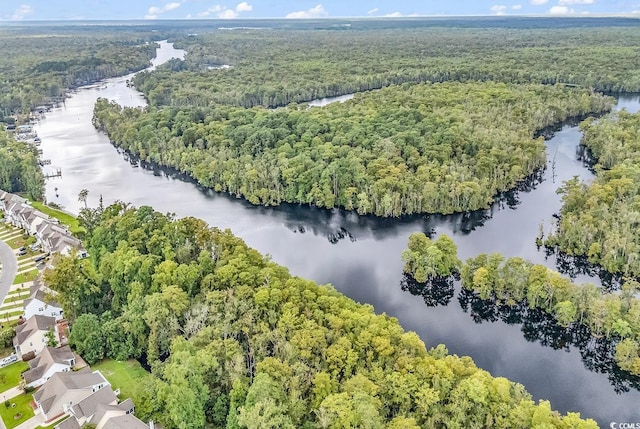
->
[12,270,39,285]
[0,393,35,429]
[92,359,152,403]
[5,235,34,250]
[29,202,84,235]
[3,293,30,304]
[0,361,28,393]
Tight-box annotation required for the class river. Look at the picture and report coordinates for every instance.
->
[34,42,640,425]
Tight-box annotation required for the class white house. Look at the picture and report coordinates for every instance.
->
[24,288,64,321]
[33,368,110,423]
[13,315,58,359]
[55,387,149,429]
[22,345,75,388]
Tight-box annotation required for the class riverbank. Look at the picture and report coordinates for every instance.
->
[32,40,640,425]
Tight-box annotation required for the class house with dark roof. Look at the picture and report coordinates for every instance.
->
[33,368,110,423]
[22,345,75,388]
[24,288,64,321]
[13,315,58,359]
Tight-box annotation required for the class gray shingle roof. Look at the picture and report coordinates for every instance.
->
[33,368,108,415]
[101,414,149,429]
[69,385,117,420]
[14,315,56,345]
[22,346,74,384]
[23,288,61,310]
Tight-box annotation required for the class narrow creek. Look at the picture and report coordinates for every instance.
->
[33,41,640,425]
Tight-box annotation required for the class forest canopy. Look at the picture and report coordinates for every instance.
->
[44,203,598,428]
[93,82,613,217]
[0,128,44,200]
[0,26,158,118]
[134,26,640,109]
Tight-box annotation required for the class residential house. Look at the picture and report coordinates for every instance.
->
[36,222,84,256]
[55,387,149,429]
[23,287,64,321]
[0,188,86,258]
[22,345,75,388]
[13,315,58,359]
[33,368,110,423]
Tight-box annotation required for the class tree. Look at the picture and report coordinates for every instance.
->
[69,314,104,364]
[78,188,89,209]
[45,327,58,348]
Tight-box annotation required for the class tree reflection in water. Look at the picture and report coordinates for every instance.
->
[401,273,640,393]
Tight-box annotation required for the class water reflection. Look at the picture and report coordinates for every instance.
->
[33,40,640,425]
[402,274,640,394]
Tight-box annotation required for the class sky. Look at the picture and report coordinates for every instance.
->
[1,0,639,21]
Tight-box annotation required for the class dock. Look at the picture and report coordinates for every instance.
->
[44,168,62,179]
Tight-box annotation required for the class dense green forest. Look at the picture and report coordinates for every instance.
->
[44,204,597,428]
[545,110,640,277]
[401,233,461,282]
[133,27,640,108]
[93,82,612,216]
[0,128,44,200]
[460,253,640,376]
[0,27,157,118]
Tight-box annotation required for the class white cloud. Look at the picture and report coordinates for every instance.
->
[383,11,420,17]
[164,2,181,11]
[218,9,238,18]
[512,4,523,10]
[11,4,34,20]
[197,5,223,17]
[490,5,508,15]
[549,5,574,14]
[285,4,328,19]
[558,0,594,4]
[236,2,252,12]
[530,0,549,4]
[367,8,379,15]
[145,2,181,19]
[197,3,252,18]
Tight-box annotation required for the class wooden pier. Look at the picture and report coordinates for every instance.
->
[44,168,62,179]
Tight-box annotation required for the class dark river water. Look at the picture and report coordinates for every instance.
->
[34,42,640,425]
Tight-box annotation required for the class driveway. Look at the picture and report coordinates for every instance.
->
[0,239,17,311]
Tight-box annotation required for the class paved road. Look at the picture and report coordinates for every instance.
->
[0,240,17,309]
[0,240,18,429]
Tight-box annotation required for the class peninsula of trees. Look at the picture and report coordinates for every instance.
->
[44,204,597,428]
[402,233,640,377]
[93,82,613,216]
[545,110,640,277]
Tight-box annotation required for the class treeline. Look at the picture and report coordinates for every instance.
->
[0,28,157,117]
[545,110,640,277]
[0,128,44,200]
[133,27,640,108]
[460,254,640,376]
[44,204,597,428]
[93,82,613,217]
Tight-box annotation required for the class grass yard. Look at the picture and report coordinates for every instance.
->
[3,293,30,304]
[0,393,35,429]
[12,270,38,285]
[5,235,34,250]
[0,361,28,393]
[92,359,152,403]
[29,202,84,235]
